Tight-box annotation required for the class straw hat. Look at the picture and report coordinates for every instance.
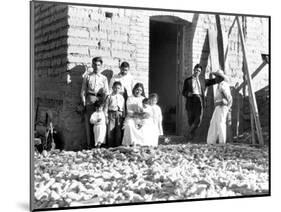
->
[212,69,228,81]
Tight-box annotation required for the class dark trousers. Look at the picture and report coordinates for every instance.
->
[185,95,203,137]
[107,111,124,147]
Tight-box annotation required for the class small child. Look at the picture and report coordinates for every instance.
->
[140,97,159,147]
[149,93,163,136]
[135,98,150,129]
[90,101,106,148]
[104,81,125,147]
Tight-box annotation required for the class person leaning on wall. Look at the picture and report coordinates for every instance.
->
[80,56,109,149]
[182,64,224,141]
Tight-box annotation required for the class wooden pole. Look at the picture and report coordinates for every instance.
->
[224,17,237,62]
[208,28,220,103]
[236,60,268,92]
[236,16,264,145]
[250,112,256,144]
[234,87,240,137]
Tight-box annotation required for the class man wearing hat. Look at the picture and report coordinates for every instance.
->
[182,64,224,140]
[207,70,232,144]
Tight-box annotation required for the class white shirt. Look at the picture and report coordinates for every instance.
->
[192,77,202,95]
[89,111,106,126]
[126,96,144,116]
[81,72,109,96]
[215,81,232,107]
[105,93,125,112]
[109,73,135,96]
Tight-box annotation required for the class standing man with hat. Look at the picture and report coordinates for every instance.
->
[182,64,223,141]
[207,70,232,144]
[81,56,109,148]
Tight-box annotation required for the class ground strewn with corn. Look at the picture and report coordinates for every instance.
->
[34,143,269,209]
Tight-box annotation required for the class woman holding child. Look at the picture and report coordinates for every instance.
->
[122,83,145,146]
[122,83,159,147]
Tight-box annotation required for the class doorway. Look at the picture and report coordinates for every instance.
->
[149,20,180,135]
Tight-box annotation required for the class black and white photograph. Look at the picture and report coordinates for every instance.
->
[30,0,270,211]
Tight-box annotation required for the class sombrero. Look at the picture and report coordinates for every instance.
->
[212,69,229,81]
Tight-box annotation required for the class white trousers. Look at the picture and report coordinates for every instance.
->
[93,124,106,145]
[207,105,229,144]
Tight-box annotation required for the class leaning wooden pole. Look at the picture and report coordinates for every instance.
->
[236,16,264,145]
[236,60,268,92]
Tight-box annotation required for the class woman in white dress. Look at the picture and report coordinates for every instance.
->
[122,83,146,146]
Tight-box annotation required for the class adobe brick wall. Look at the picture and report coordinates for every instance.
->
[34,3,69,148]
[64,6,194,148]
[34,2,269,149]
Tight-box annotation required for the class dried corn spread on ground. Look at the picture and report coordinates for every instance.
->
[33,144,269,209]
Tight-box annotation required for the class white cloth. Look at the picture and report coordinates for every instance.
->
[109,73,134,96]
[207,105,229,144]
[122,96,144,146]
[141,106,159,146]
[90,111,106,145]
[151,104,163,136]
[207,81,232,144]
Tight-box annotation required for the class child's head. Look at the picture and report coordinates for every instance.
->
[149,93,159,105]
[142,98,150,108]
[112,81,122,94]
[94,101,104,111]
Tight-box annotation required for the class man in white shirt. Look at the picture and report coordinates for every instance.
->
[182,64,223,141]
[109,62,135,101]
[81,57,109,148]
[207,70,232,144]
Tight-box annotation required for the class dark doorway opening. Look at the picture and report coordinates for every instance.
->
[149,20,178,135]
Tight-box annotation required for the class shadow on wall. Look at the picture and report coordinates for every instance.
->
[60,65,87,151]
[60,66,114,151]
[101,69,114,84]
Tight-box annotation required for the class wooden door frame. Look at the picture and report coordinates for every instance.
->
[149,16,191,136]
[176,24,184,135]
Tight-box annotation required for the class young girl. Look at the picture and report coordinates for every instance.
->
[136,98,150,129]
[90,101,107,147]
[149,93,163,136]
[140,98,159,147]
[104,81,125,147]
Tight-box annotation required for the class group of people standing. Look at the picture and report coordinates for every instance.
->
[80,57,163,149]
[81,56,232,149]
[182,64,232,144]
